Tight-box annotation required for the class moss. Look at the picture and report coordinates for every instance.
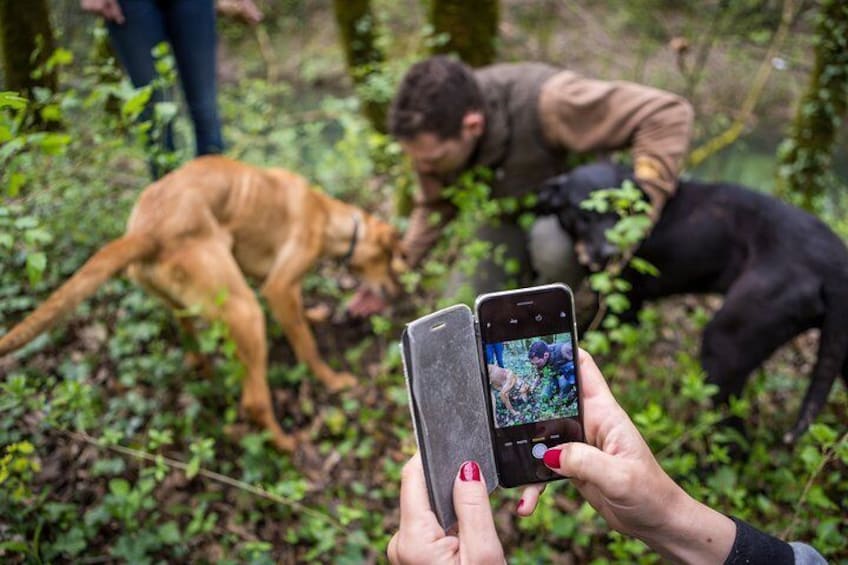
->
[777,0,848,210]
[0,0,57,94]
[429,0,499,67]
[332,0,388,133]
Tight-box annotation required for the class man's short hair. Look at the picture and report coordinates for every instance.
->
[528,341,549,360]
[388,55,484,140]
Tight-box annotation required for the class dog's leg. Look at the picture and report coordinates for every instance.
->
[147,240,297,452]
[701,279,811,441]
[784,298,848,444]
[262,243,357,392]
[176,316,215,379]
[500,377,519,415]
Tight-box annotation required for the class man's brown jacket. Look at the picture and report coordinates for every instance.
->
[403,62,694,266]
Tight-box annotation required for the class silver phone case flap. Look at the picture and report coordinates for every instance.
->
[400,304,498,530]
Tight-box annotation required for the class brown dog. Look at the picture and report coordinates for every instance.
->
[0,156,405,451]
[487,364,530,416]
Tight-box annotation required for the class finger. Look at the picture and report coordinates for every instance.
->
[576,348,614,401]
[243,0,264,23]
[399,453,437,528]
[543,442,621,486]
[387,533,400,564]
[515,483,546,516]
[106,0,125,23]
[453,461,502,562]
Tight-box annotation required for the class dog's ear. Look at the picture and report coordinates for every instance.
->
[379,226,408,275]
[535,174,569,215]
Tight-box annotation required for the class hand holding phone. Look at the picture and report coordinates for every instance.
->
[400,284,584,528]
[476,284,584,487]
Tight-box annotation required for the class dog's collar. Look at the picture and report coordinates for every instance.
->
[340,215,360,265]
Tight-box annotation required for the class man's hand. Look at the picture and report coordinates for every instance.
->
[80,0,125,24]
[347,286,387,318]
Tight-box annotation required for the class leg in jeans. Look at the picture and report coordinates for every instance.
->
[107,0,176,154]
[163,0,223,155]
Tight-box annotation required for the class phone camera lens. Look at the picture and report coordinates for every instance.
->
[535,314,542,322]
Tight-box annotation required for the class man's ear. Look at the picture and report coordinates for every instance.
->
[461,111,485,137]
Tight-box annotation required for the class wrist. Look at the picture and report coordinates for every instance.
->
[638,485,735,564]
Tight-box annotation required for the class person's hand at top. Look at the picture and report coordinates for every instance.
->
[216,0,264,25]
[80,0,125,24]
[531,350,737,563]
[388,454,505,564]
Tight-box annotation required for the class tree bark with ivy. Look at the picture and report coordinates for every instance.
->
[0,0,57,95]
[777,0,848,210]
[429,0,499,67]
[332,0,388,133]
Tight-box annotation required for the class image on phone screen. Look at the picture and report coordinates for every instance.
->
[484,333,578,429]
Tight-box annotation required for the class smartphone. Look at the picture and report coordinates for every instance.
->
[475,283,584,487]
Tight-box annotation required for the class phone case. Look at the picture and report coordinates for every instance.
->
[400,304,498,530]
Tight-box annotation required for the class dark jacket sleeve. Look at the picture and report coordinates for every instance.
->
[724,517,827,565]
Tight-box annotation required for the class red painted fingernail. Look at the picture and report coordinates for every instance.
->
[517,499,524,511]
[543,448,562,469]
[459,460,481,482]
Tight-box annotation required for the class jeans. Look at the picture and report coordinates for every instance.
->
[107,0,223,159]
[485,342,505,368]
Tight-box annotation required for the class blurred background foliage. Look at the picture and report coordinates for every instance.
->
[0,0,846,562]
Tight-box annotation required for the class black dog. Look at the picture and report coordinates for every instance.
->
[537,163,848,443]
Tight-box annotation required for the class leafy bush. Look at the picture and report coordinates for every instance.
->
[0,10,846,564]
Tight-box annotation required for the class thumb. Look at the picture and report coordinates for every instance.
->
[543,442,622,486]
[453,461,503,563]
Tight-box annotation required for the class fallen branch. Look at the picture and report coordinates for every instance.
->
[62,429,345,533]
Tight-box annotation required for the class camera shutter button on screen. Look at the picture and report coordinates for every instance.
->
[531,443,548,459]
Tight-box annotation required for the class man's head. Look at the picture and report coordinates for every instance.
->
[389,56,486,177]
[528,341,551,369]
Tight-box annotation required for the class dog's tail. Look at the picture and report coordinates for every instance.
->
[0,234,157,356]
[784,282,848,444]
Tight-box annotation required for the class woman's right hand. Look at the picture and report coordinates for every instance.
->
[80,0,125,24]
[538,350,737,563]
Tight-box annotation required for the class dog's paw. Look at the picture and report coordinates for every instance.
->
[272,432,298,453]
[325,371,358,393]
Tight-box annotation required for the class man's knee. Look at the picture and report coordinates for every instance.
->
[528,215,585,287]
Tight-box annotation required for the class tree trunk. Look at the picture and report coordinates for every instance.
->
[429,0,499,67]
[0,0,58,95]
[332,0,388,133]
[777,0,848,210]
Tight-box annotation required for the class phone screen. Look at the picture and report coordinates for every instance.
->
[476,284,584,487]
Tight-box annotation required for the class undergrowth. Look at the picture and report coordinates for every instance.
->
[0,15,846,565]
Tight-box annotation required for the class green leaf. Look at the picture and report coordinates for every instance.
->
[0,91,27,110]
[39,103,62,122]
[46,47,74,70]
[7,172,26,197]
[630,257,660,276]
[158,521,181,544]
[185,458,200,479]
[0,123,13,144]
[37,133,72,155]
[26,252,47,286]
[109,478,131,497]
[122,87,152,120]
